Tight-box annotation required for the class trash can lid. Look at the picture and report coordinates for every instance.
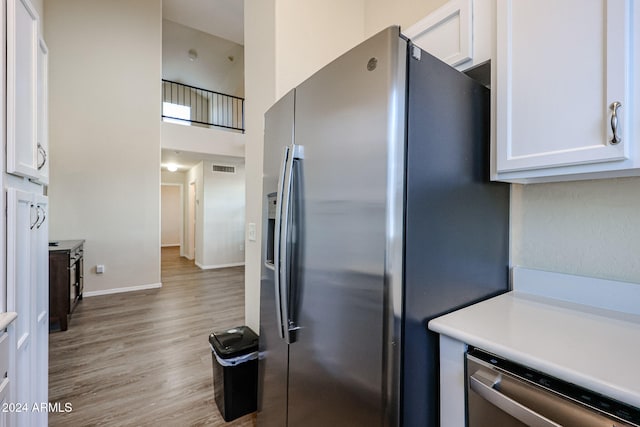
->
[209,326,258,358]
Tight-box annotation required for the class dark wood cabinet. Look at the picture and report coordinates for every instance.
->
[49,240,84,331]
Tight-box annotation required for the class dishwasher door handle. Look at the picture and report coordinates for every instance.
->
[469,370,561,427]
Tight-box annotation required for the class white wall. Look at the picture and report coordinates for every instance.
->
[511,178,640,283]
[199,161,245,268]
[364,0,446,37]
[274,0,366,97]
[161,185,181,246]
[161,122,244,158]
[185,161,244,269]
[45,0,162,293]
[244,0,277,331]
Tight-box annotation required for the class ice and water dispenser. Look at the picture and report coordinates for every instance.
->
[266,193,277,264]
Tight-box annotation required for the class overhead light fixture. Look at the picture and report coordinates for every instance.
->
[167,164,178,172]
[188,49,198,61]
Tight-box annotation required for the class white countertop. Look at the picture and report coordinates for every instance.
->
[429,274,640,409]
[0,312,17,330]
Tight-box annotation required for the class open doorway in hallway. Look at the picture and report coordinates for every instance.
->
[161,149,245,270]
[161,183,183,252]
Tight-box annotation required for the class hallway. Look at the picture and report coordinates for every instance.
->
[49,247,254,426]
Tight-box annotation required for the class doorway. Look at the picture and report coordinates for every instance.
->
[160,183,183,251]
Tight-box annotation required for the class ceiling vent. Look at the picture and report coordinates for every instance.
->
[212,164,236,173]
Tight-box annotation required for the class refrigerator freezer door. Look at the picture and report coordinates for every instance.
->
[258,90,295,427]
[286,27,406,427]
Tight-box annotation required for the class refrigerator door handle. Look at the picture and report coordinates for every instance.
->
[273,145,290,341]
[278,144,297,344]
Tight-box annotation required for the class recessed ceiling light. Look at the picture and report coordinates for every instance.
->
[167,164,178,172]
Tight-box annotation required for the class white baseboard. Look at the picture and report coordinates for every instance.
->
[195,261,245,270]
[83,282,162,297]
[161,244,180,247]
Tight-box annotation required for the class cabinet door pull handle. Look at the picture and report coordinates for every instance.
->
[30,204,40,230]
[36,206,46,229]
[37,143,47,170]
[610,102,622,145]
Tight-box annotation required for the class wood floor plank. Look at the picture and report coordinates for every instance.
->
[49,247,255,426]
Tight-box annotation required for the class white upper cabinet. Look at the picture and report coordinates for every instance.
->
[7,0,45,182]
[494,0,638,182]
[404,0,495,72]
[404,0,473,67]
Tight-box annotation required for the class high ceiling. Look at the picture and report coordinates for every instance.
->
[162,0,244,45]
[162,19,244,96]
[161,1,246,167]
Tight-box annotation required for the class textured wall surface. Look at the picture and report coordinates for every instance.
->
[511,177,640,284]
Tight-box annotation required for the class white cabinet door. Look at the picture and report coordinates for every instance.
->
[36,39,49,185]
[6,189,35,426]
[7,0,40,180]
[403,0,473,67]
[6,190,47,426]
[495,0,631,175]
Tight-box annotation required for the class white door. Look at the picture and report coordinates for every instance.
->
[496,0,631,173]
[161,184,182,248]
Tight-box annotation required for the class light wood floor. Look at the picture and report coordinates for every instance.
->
[49,247,256,426]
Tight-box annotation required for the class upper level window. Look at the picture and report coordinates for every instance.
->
[162,102,191,126]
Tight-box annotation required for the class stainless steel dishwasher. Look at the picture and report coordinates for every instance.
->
[466,348,640,427]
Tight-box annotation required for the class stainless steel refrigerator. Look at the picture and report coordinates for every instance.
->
[258,26,509,427]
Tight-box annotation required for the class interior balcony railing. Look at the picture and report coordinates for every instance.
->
[162,79,245,132]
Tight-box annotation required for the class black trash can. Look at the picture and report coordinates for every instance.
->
[209,326,259,422]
